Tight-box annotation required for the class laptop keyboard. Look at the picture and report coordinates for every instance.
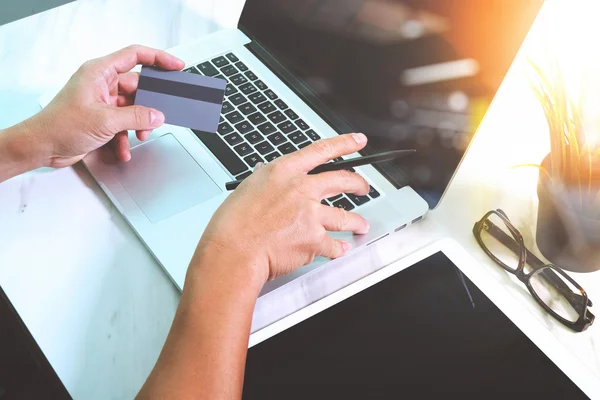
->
[184,52,380,210]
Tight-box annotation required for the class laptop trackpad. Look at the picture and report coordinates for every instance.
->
[112,134,222,223]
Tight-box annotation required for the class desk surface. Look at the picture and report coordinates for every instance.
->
[1,0,600,398]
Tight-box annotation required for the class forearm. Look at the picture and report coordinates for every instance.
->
[138,246,265,399]
[0,119,46,182]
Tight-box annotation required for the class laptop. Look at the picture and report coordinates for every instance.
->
[41,1,542,295]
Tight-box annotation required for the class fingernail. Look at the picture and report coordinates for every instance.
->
[150,110,165,127]
[342,241,352,253]
[352,133,367,144]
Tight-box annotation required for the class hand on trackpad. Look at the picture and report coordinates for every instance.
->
[111,134,222,222]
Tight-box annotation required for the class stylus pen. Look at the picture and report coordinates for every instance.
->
[225,149,416,191]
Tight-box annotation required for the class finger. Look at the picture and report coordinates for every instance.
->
[309,169,370,199]
[319,235,352,259]
[117,95,134,107]
[136,130,152,141]
[114,131,131,162]
[320,205,370,235]
[107,105,165,132]
[285,133,367,173]
[118,72,140,95]
[253,162,265,172]
[102,45,185,73]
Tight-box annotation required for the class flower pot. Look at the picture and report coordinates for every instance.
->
[536,155,600,272]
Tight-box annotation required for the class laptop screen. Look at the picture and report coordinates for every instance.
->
[240,0,543,207]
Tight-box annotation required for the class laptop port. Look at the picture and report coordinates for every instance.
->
[394,224,407,232]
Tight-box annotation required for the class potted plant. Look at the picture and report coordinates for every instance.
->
[530,59,600,272]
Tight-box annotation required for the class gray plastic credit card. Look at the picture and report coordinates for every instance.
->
[134,66,226,133]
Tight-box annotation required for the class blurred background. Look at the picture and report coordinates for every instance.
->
[0,0,75,25]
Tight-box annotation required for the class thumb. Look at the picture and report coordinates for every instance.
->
[320,235,352,259]
[108,105,165,133]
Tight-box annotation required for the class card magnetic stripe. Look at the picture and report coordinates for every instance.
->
[137,75,225,104]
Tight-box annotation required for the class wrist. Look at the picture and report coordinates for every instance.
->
[187,241,268,296]
[0,119,48,181]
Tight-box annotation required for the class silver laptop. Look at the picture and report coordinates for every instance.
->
[43,1,540,295]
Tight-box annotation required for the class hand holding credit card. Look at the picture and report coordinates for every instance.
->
[134,66,226,133]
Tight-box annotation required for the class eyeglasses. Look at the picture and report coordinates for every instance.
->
[473,209,594,332]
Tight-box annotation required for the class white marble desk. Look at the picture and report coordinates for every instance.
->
[1,0,600,398]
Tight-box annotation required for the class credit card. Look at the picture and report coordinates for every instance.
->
[134,66,226,133]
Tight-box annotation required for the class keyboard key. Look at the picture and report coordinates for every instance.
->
[230,74,248,86]
[278,142,296,154]
[257,122,277,135]
[244,153,264,168]
[368,186,381,199]
[267,132,287,146]
[258,102,276,114]
[296,119,310,130]
[284,109,299,120]
[184,67,201,74]
[256,141,275,155]
[226,53,239,62]
[347,193,371,206]
[249,93,267,104]
[264,89,278,101]
[225,83,238,97]
[234,142,253,156]
[245,131,264,145]
[235,61,248,72]
[255,80,268,90]
[197,62,219,76]
[236,171,252,180]
[225,111,244,124]
[240,83,258,95]
[218,122,234,136]
[298,141,311,149]
[245,71,258,81]
[234,121,254,134]
[221,65,238,77]
[321,200,330,206]
[248,112,267,125]
[212,56,229,68]
[219,116,224,123]
[306,129,321,141]
[267,111,287,124]
[214,75,226,80]
[289,131,308,145]
[265,152,281,162]
[278,122,296,134]
[229,93,246,106]
[221,101,234,115]
[274,99,288,110]
[332,197,355,211]
[328,194,343,202]
[238,102,257,116]
[193,130,247,176]
[224,133,244,146]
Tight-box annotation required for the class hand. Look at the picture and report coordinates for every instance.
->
[27,45,184,168]
[193,134,371,284]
